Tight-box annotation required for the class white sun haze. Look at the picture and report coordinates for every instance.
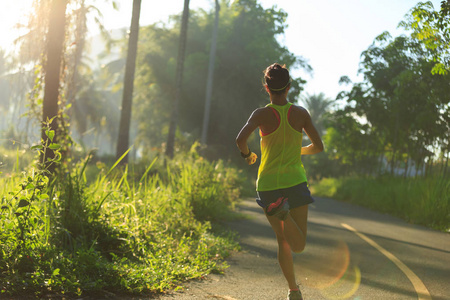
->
[258,0,443,99]
[1,0,443,100]
[0,0,34,52]
[0,0,213,49]
[91,0,213,34]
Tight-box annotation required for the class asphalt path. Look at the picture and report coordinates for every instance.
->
[157,197,450,300]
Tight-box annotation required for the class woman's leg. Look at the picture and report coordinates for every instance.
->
[266,214,298,290]
[285,205,309,253]
[265,205,309,290]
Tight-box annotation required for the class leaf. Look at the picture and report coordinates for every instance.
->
[95,192,112,214]
[52,151,62,162]
[48,144,61,150]
[25,183,35,190]
[31,145,43,150]
[107,146,133,176]
[140,157,158,183]
[39,193,49,200]
[52,268,60,276]
[18,199,30,208]
[45,130,55,142]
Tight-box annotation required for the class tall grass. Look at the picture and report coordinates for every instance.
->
[312,176,450,231]
[0,144,242,297]
[0,146,35,175]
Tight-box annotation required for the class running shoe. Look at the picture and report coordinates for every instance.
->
[287,288,303,300]
[265,196,289,220]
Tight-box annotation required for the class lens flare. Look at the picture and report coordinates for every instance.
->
[300,240,351,289]
[297,240,361,299]
[320,265,361,300]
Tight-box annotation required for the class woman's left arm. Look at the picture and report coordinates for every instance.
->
[301,108,324,155]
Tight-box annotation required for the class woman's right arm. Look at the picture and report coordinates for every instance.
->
[236,109,261,164]
[301,110,324,155]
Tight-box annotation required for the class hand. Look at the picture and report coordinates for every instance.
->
[246,152,258,165]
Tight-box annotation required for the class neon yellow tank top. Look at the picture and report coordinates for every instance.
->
[256,103,307,191]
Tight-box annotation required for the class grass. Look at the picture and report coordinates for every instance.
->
[0,146,35,175]
[0,143,242,298]
[311,176,450,231]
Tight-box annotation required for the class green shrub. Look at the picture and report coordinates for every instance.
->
[0,143,241,297]
[312,176,450,231]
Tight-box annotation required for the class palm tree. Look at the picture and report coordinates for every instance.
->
[201,0,220,145]
[300,92,335,135]
[42,0,68,172]
[116,0,142,163]
[166,0,190,158]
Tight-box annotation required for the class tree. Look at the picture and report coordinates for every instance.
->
[300,93,335,136]
[166,0,190,158]
[0,50,8,110]
[42,0,68,171]
[400,0,450,74]
[116,0,142,163]
[201,0,220,145]
[333,28,449,177]
[135,0,309,160]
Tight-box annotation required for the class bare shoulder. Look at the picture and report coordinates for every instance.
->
[253,107,269,115]
[290,104,308,113]
[290,105,311,119]
[251,107,273,119]
[247,107,269,126]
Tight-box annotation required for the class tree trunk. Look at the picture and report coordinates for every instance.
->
[42,0,68,172]
[116,0,142,164]
[166,0,190,158]
[426,157,433,177]
[67,0,87,117]
[201,0,220,145]
[390,150,396,176]
[415,160,420,178]
[444,151,449,177]
[404,156,409,178]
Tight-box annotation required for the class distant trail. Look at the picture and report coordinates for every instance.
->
[156,197,450,300]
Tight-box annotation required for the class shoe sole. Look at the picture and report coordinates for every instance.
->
[266,198,290,220]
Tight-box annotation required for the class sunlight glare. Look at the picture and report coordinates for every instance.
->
[302,240,351,289]
[0,0,34,51]
[298,240,361,299]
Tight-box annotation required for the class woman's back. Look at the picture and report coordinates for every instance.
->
[259,104,308,136]
[257,103,307,191]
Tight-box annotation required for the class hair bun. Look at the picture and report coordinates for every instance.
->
[263,63,290,93]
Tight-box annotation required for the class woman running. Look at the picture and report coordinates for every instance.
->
[236,63,324,300]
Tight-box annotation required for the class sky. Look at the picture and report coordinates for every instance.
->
[0,0,443,100]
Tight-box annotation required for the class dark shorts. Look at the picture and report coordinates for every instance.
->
[256,182,314,210]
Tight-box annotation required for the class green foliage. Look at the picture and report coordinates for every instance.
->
[132,0,309,159]
[330,15,450,177]
[400,0,450,74]
[312,176,450,231]
[0,142,241,297]
[170,144,242,221]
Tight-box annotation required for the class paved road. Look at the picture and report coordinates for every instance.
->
[157,197,450,300]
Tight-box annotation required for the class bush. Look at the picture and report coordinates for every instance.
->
[312,176,450,231]
[0,143,241,297]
